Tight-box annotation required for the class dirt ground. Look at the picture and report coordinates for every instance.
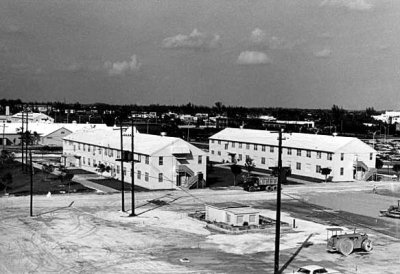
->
[1,181,400,273]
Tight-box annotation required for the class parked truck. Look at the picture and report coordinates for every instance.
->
[242,175,278,192]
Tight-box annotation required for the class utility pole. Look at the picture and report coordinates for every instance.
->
[274,128,283,274]
[29,150,33,217]
[129,119,136,217]
[25,109,29,171]
[2,122,8,151]
[119,118,125,212]
[21,110,25,171]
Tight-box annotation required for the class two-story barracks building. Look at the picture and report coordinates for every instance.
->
[63,127,207,190]
[209,128,376,182]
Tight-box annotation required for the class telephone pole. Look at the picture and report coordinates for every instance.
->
[29,150,33,217]
[21,111,25,171]
[119,119,125,212]
[129,119,136,217]
[274,128,283,274]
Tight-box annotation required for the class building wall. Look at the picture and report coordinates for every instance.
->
[209,138,375,182]
[42,128,72,146]
[63,138,206,190]
[205,206,259,226]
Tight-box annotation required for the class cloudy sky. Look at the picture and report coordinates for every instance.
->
[1,0,400,109]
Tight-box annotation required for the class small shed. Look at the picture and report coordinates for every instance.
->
[205,202,260,226]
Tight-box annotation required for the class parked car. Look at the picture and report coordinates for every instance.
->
[293,265,341,274]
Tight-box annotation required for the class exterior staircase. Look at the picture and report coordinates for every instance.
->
[176,165,194,177]
[362,168,377,181]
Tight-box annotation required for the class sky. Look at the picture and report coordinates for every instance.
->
[1,0,400,109]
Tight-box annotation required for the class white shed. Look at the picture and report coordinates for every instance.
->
[205,202,260,226]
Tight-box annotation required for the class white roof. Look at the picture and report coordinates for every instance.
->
[2,122,109,136]
[11,112,53,120]
[210,128,376,153]
[64,128,206,156]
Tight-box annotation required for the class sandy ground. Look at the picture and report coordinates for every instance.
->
[1,181,400,273]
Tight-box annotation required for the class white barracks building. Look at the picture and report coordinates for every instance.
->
[209,128,377,182]
[63,128,207,190]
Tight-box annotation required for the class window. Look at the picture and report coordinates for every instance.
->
[249,215,256,223]
[262,145,266,152]
[78,143,80,150]
[82,157,85,165]
[198,156,202,164]
[341,153,344,161]
[327,153,333,161]
[317,152,321,159]
[296,162,301,170]
[159,156,163,166]
[246,143,250,150]
[60,131,65,134]
[117,151,121,159]
[246,155,250,160]
[261,157,266,165]
[306,150,311,158]
[238,154,242,161]
[297,149,301,156]
[145,156,149,164]
[340,167,344,176]
[237,215,243,224]
[211,150,214,155]
[316,165,321,173]
[137,170,141,179]
[211,140,214,144]
[88,145,91,152]
[73,145,76,152]
[117,165,120,174]
[98,147,102,155]
[287,148,292,155]
[145,172,149,182]
[88,158,91,166]
[270,146,274,153]
[370,153,373,160]
[218,151,221,156]
[226,213,231,223]
[254,144,257,151]
[83,144,86,151]
[239,143,242,149]
[232,142,235,148]
[218,140,221,145]
[123,167,126,176]
[158,173,163,182]
[109,149,113,157]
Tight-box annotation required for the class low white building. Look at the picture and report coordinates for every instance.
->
[209,128,377,182]
[372,111,400,124]
[62,128,207,190]
[10,112,54,123]
[1,123,109,147]
[205,202,260,226]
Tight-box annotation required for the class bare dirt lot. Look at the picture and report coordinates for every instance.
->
[1,181,400,273]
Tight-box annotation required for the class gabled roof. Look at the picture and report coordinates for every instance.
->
[210,128,376,153]
[64,128,206,156]
[2,122,109,136]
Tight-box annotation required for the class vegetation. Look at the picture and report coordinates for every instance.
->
[321,168,332,183]
[244,157,255,176]
[392,164,400,181]
[230,164,242,186]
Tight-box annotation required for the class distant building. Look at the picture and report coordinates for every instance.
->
[62,128,207,190]
[10,112,54,123]
[372,111,400,124]
[205,202,260,226]
[1,123,109,147]
[209,128,376,182]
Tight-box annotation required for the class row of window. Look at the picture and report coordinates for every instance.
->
[213,140,374,161]
[81,157,165,182]
[70,141,203,165]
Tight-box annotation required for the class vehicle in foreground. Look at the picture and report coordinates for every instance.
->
[326,228,373,256]
[293,264,341,274]
[242,175,278,192]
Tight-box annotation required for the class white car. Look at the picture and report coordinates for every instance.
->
[293,265,341,274]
